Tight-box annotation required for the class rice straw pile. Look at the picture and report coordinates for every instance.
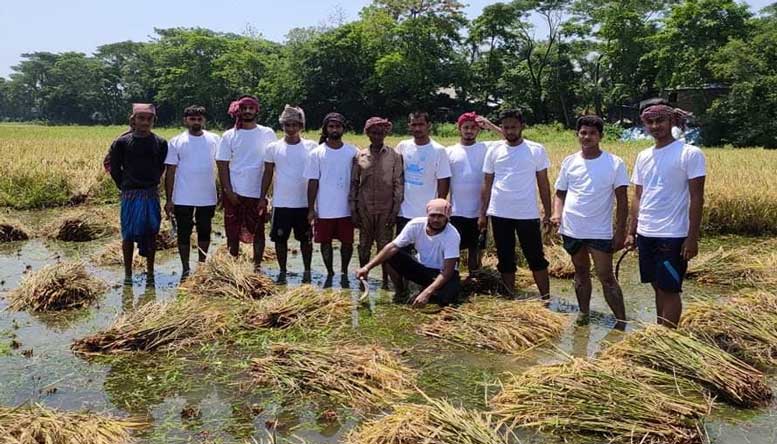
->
[601,324,772,407]
[0,403,144,444]
[480,254,538,290]
[687,239,777,289]
[344,396,512,444]
[244,285,351,330]
[0,216,29,242]
[462,268,512,297]
[155,229,177,250]
[183,249,276,299]
[732,290,777,314]
[546,243,575,279]
[6,262,106,311]
[490,358,711,444]
[91,240,145,268]
[46,210,115,242]
[679,299,777,368]
[250,342,415,409]
[72,296,229,355]
[418,297,567,354]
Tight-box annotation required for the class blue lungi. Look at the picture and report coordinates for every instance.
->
[120,187,161,257]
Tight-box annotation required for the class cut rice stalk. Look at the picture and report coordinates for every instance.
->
[731,290,777,315]
[345,395,513,444]
[250,342,415,409]
[6,261,106,311]
[687,240,777,289]
[72,296,229,355]
[0,216,29,242]
[0,403,145,444]
[91,240,145,268]
[244,285,351,330]
[490,358,711,444]
[601,324,772,407]
[679,299,777,368]
[546,242,575,279]
[419,297,567,354]
[45,210,116,242]
[183,249,275,299]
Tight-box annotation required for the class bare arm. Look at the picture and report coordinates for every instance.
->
[413,258,457,307]
[536,169,552,223]
[164,165,176,217]
[682,176,706,260]
[625,185,642,250]
[357,242,401,278]
[613,186,628,251]
[551,189,566,226]
[307,179,319,224]
[349,157,361,221]
[260,162,274,200]
[478,173,495,231]
[436,177,450,199]
[391,154,404,219]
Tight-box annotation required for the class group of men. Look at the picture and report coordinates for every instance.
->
[108,96,705,328]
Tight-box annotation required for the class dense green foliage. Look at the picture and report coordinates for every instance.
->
[0,0,775,146]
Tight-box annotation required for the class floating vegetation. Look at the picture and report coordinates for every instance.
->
[419,297,567,354]
[6,261,106,311]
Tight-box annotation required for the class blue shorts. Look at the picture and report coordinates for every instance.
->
[637,235,687,293]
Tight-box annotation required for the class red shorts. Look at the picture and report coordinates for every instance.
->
[313,217,354,244]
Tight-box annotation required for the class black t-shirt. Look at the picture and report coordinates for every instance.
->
[109,132,168,190]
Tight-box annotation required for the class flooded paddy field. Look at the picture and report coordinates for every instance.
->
[0,206,775,444]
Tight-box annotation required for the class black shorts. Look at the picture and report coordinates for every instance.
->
[561,235,613,256]
[490,216,549,273]
[450,216,483,250]
[173,205,216,243]
[270,207,312,243]
[387,249,460,306]
[637,235,687,293]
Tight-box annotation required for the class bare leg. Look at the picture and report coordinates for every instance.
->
[590,248,627,330]
[321,242,334,276]
[276,240,288,284]
[656,287,682,328]
[301,240,313,283]
[145,238,156,283]
[227,238,240,257]
[253,236,265,271]
[340,242,353,286]
[532,268,551,300]
[122,240,134,282]
[570,247,592,322]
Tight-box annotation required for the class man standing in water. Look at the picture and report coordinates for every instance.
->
[164,105,220,277]
[626,104,706,328]
[260,105,317,284]
[304,112,359,286]
[551,115,628,329]
[216,95,276,270]
[109,103,168,284]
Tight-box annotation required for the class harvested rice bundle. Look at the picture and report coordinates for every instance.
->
[6,262,106,311]
[598,358,706,399]
[244,285,350,329]
[732,290,777,314]
[46,210,115,242]
[687,240,777,289]
[344,396,512,444]
[71,296,228,355]
[418,297,567,354]
[546,243,575,279]
[490,358,711,444]
[250,342,415,409]
[0,216,29,242]
[214,244,277,262]
[602,325,772,407]
[184,249,276,299]
[679,300,777,368]
[0,403,144,444]
[91,240,144,268]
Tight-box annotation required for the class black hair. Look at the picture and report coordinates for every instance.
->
[183,105,206,117]
[319,112,346,144]
[576,115,604,134]
[497,109,524,124]
[408,111,431,124]
[639,97,669,113]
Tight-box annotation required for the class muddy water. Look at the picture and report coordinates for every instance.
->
[0,211,775,443]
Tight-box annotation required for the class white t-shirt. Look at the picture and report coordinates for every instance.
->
[631,140,706,238]
[483,139,551,220]
[396,139,452,218]
[303,143,359,219]
[265,138,317,208]
[555,151,629,239]
[446,141,496,218]
[392,217,460,271]
[165,131,220,206]
[215,126,276,198]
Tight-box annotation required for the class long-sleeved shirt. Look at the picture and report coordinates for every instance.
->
[109,132,168,191]
[349,144,404,216]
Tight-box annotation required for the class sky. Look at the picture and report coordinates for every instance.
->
[0,0,773,78]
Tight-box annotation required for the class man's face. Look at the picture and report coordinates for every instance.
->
[459,120,480,144]
[184,115,205,132]
[409,117,431,139]
[427,213,448,231]
[577,125,601,150]
[133,113,154,133]
[500,117,523,143]
[366,125,387,146]
[240,104,258,122]
[326,121,344,140]
[282,120,302,137]
[643,115,672,140]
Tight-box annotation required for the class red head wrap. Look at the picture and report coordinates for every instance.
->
[456,111,478,128]
[228,96,260,129]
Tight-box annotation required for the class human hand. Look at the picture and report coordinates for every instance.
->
[356,266,370,281]
[624,234,637,251]
[612,230,626,252]
[412,291,432,307]
[307,209,317,225]
[257,197,268,217]
[226,191,240,206]
[478,215,488,232]
[164,201,174,219]
[681,237,699,260]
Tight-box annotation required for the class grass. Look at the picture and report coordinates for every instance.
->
[489,358,712,444]
[418,297,568,354]
[183,248,276,300]
[71,296,230,355]
[243,285,351,330]
[0,403,144,444]
[601,324,772,407]
[249,342,415,410]
[687,239,777,290]
[1,124,776,235]
[6,261,106,311]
